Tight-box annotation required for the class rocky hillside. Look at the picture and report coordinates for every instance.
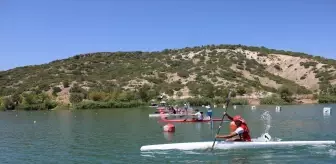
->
[1,44,335,104]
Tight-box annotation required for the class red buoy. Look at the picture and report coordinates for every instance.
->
[163,123,175,132]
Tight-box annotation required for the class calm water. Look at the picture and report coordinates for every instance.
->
[0,104,335,163]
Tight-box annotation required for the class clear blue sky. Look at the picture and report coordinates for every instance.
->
[1,0,335,70]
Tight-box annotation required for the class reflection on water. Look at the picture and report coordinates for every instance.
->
[163,132,174,141]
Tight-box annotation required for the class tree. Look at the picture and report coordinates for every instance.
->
[88,91,106,101]
[201,83,215,98]
[12,94,22,105]
[2,97,16,110]
[22,93,38,105]
[278,86,293,103]
[138,84,151,102]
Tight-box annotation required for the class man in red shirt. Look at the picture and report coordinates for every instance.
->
[216,112,252,142]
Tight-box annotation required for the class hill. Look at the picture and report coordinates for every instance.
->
[1,44,336,110]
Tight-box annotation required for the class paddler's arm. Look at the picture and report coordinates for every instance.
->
[215,132,238,139]
[223,112,233,121]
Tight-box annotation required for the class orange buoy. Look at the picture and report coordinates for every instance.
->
[163,123,175,132]
[230,121,237,132]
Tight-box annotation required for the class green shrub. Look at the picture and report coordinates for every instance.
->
[236,86,247,95]
[177,70,189,78]
[300,74,307,80]
[2,97,16,110]
[318,95,336,104]
[260,95,289,105]
[74,100,146,109]
[257,53,267,57]
[300,61,318,69]
[274,65,282,71]
[185,97,212,106]
[63,80,70,88]
[231,98,249,105]
[70,93,84,104]
[52,87,62,96]
[88,91,107,101]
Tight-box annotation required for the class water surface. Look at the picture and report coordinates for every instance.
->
[0,104,335,163]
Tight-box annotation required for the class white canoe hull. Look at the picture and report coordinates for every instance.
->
[140,141,335,151]
[149,114,195,118]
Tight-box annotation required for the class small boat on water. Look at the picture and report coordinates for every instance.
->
[149,113,196,118]
[159,117,224,123]
[140,140,335,151]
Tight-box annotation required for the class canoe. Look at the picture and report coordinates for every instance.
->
[159,117,224,122]
[140,140,335,151]
[149,114,196,118]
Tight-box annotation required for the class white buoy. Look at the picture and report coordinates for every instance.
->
[214,104,217,108]
[233,105,237,110]
[323,107,331,116]
[202,105,205,107]
[275,106,281,112]
[34,121,36,124]
[251,106,256,110]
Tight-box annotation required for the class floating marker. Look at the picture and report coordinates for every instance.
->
[275,106,281,112]
[323,107,331,116]
[202,105,205,107]
[213,104,217,108]
[233,105,237,110]
[251,106,256,110]
[34,121,36,124]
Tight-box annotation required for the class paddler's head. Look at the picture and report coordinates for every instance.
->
[234,120,242,126]
[233,115,245,126]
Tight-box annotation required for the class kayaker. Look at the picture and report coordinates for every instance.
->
[183,104,188,114]
[194,109,203,121]
[216,112,251,141]
[206,105,212,119]
[171,106,177,114]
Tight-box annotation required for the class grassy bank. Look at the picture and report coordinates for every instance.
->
[260,95,293,105]
[318,95,336,104]
[165,97,249,107]
[73,100,146,109]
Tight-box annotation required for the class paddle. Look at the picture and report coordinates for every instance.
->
[210,90,232,151]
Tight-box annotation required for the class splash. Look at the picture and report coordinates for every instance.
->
[261,111,272,133]
[252,111,282,142]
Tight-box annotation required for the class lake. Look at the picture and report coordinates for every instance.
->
[0,104,335,163]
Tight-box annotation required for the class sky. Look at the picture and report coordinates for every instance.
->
[0,0,335,70]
